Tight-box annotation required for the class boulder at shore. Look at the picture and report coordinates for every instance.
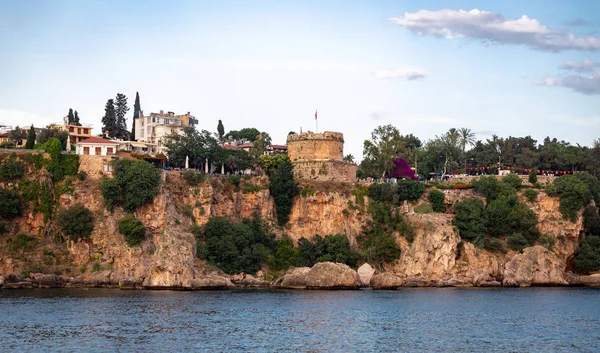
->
[275,262,361,289]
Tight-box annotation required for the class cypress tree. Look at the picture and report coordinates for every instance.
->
[131,92,140,141]
[73,110,80,124]
[25,125,36,149]
[101,99,116,138]
[67,108,74,124]
[217,120,225,140]
[114,93,129,140]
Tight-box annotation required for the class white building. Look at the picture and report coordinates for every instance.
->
[134,110,197,153]
[76,137,120,156]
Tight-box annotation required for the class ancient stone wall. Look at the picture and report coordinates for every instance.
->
[292,160,357,182]
[287,132,344,161]
[78,155,113,179]
[444,174,556,186]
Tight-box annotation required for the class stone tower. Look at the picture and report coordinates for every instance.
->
[286,131,357,182]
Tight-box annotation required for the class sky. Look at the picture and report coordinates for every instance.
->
[0,0,599,159]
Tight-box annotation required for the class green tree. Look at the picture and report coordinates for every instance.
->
[217,120,225,141]
[362,125,407,178]
[552,175,593,222]
[73,110,80,124]
[453,197,486,243]
[114,93,129,140]
[458,127,476,171]
[582,206,600,236]
[0,188,22,220]
[164,127,222,169]
[67,108,75,124]
[101,159,161,212]
[528,169,538,184]
[484,196,516,237]
[131,92,140,140]
[119,216,147,246]
[224,128,262,142]
[37,126,69,150]
[57,203,95,240]
[25,125,36,149]
[428,189,445,212]
[502,173,523,189]
[396,179,424,201]
[101,99,117,138]
[270,159,299,225]
[46,138,64,181]
[574,236,600,274]
[0,154,24,181]
[8,126,25,146]
[273,236,298,270]
[343,154,355,163]
[258,154,290,177]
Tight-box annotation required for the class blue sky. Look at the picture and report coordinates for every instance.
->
[1,0,599,158]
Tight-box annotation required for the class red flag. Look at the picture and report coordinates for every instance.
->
[315,110,317,120]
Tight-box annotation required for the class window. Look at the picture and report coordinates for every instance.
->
[95,147,101,155]
[83,147,90,155]
[107,147,114,155]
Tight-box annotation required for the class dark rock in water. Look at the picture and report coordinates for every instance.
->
[119,278,144,290]
[29,273,66,288]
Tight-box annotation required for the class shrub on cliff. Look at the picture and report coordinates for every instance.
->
[269,159,299,226]
[0,154,24,181]
[57,203,94,240]
[119,216,147,246]
[574,236,600,274]
[258,154,290,177]
[453,197,486,243]
[484,196,516,237]
[523,189,538,203]
[273,235,298,271]
[101,159,160,212]
[367,183,397,203]
[551,175,592,222]
[202,217,275,274]
[396,179,425,201]
[296,234,358,268]
[502,173,522,189]
[0,187,22,220]
[428,189,446,212]
[528,169,538,184]
[574,172,600,204]
[182,170,205,186]
[508,233,528,252]
[583,206,600,236]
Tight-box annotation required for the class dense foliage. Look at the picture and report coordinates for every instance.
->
[258,154,290,177]
[575,236,600,274]
[25,126,36,149]
[118,216,147,246]
[0,154,25,181]
[502,173,522,189]
[528,169,538,184]
[269,159,299,225]
[57,203,94,240]
[367,179,424,205]
[453,197,487,243]
[102,159,160,212]
[0,188,22,220]
[182,170,205,186]
[551,175,592,222]
[200,217,275,274]
[272,236,298,271]
[428,189,446,212]
[296,234,358,268]
[523,189,538,203]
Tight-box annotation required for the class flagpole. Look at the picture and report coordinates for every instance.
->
[315,109,318,133]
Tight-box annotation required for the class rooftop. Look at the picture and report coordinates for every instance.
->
[77,137,120,145]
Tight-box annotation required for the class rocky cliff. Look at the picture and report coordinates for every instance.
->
[0,159,597,289]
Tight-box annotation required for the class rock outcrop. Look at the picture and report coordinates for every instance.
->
[357,263,375,286]
[502,246,568,286]
[370,273,404,289]
[275,262,361,289]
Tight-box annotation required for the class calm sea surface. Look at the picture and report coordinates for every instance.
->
[1,288,599,352]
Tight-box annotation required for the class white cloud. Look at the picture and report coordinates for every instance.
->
[561,58,599,72]
[371,69,427,80]
[539,72,600,95]
[389,9,600,52]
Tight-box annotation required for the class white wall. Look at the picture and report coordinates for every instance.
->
[76,144,119,156]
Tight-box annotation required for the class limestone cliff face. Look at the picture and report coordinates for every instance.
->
[0,167,589,288]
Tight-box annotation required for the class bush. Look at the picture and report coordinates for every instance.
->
[0,188,23,220]
[202,217,275,274]
[508,233,528,252]
[0,154,24,181]
[502,173,522,189]
[270,159,299,225]
[484,196,516,237]
[273,236,299,271]
[102,159,161,212]
[453,197,486,243]
[582,206,600,236]
[367,183,397,203]
[57,203,94,240]
[182,170,205,186]
[296,234,358,268]
[574,172,600,204]
[428,189,446,212]
[528,169,538,184]
[413,203,433,214]
[358,231,401,270]
[0,222,7,235]
[574,236,600,274]
[77,171,87,181]
[523,189,538,203]
[552,175,592,222]
[8,233,36,252]
[483,237,507,253]
[242,184,261,194]
[473,176,501,202]
[118,216,147,246]
[545,182,558,196]
[396,179,424,201]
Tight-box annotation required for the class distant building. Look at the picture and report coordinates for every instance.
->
[49,116,93,145]
[220,140,288,156]
[0,126,44,148]
[134,110,198,153]
[118,141,158,155]
[76,137,120,156]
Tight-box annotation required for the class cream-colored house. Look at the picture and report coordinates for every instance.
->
[76,137,120,156]
[134,110,197,153]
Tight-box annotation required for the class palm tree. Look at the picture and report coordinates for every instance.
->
[458,127,476,172]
